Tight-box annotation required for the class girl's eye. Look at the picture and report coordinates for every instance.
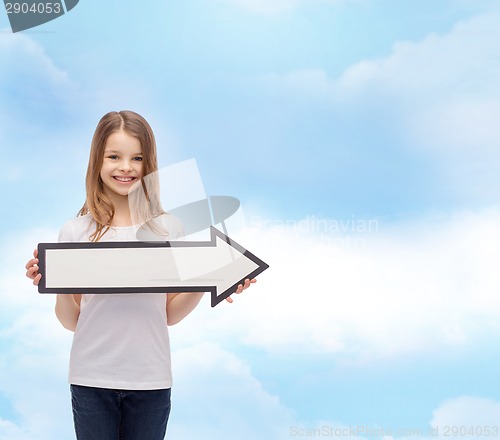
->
[133,157,143,162]
[108,155,118,160]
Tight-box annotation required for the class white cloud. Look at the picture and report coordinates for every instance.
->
[283,396,500,440]
[0,33,87,191]
[170,208,500,359]
[0,33,160,188]
[1,227,293,439]
[263,11,500,115]
[0,227,58,309]
[0,327,74,440]
[382,396,500,440]
[258,11,500,200]
[0,231,293,437]
[2,222,500,439]
[0,419,30,440]
[0,33,77,141]
[0,228,74,440]
[0,313,74,440]
[431,396,500,436]
[168,342,295,439]
[0,32,70,84]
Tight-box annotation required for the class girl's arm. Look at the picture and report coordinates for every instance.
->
[55,294,81,332]
[166,292,204,326]
[26,248,81,332]
[166,278,256,325]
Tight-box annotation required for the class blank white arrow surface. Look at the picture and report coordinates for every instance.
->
[38,227,269,307]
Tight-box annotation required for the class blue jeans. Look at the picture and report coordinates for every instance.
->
[70,384,171,440]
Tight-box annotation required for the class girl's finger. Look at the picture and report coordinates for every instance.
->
[25,258,38,270]
[26,267,37,278]
[33,273,42,286]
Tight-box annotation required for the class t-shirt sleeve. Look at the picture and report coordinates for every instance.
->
[170,215,185,240]
[58,219,75,243]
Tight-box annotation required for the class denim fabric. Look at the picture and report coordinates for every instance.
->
[70,384,171,440]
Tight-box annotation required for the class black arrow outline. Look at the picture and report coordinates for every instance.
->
[37,226,269,307]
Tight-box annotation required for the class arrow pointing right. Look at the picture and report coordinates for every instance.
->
[38,227,269,307]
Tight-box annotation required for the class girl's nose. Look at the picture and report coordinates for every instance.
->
[119,160,133,172]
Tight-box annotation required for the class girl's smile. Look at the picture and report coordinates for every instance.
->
[113,176,137,183]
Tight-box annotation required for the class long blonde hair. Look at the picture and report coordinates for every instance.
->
[78,110,165,241]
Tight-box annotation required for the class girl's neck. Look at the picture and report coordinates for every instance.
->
[112,211,133,227]
[109,194,134,227]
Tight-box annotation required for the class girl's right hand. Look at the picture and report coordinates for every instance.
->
[25,249,42,286]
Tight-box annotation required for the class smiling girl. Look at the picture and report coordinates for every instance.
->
[25,110,254,440]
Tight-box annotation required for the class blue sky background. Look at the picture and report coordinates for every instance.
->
[2,0,500,439]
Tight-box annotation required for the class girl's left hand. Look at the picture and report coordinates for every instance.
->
[226,278,256,303]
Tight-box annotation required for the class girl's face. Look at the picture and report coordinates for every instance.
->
[100,129,143,199]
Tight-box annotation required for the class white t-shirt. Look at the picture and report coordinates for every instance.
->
[58,213,184,390]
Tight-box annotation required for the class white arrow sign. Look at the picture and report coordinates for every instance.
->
[37,227,269,307]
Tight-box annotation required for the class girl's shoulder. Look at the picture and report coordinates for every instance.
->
[58,214,94,243]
